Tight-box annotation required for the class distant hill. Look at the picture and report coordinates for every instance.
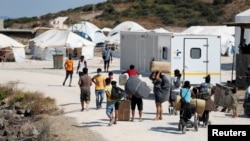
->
[2,0,250,31]
[0,16,10,20]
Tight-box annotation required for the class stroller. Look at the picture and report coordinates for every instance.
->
[178,102,198,134]
[196,94,212,127]
[194,87,214,127]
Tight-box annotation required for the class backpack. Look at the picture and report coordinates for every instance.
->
[200,82,212,95]
[111,86,126,100]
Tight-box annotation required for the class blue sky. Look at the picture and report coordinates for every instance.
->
[0,0,106,18]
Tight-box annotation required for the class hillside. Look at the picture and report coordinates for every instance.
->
[3,0,250,32]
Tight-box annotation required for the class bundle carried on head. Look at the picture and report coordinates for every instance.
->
[150,61,171,74]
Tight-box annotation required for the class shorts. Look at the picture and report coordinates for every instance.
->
[80,89,91,102]
[115,101,120,110]
[66,70,73,75]
[106,102,115,116]
[131,96,143,111]
[78,72,83,78]
[104,60,110,64]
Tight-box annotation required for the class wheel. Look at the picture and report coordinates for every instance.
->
[194,124,198,131]
[182,126,186,134]
[194,119,198,131]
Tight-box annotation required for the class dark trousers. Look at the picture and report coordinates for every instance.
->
[202,110,209,125]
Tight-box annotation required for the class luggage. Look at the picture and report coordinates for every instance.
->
[118,100,130,121]
[190,98,206,116]
[150,61,171,74]
[119,73,128,86]
[125,76,151,98]
[175,95,206,115]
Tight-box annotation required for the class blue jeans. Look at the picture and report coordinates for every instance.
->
[95,90,105,109]
[106,101,115,116]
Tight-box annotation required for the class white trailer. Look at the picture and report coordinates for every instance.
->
[120,31,221,85]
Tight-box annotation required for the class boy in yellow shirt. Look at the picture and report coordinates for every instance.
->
[105,78,115,126]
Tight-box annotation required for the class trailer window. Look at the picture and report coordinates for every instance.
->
[190,48,201,59]
[162,47,168,59]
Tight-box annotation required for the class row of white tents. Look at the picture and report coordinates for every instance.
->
[3,7,250,62]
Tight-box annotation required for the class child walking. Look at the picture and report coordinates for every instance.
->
[104,78,115,126]
[231,87,239,118]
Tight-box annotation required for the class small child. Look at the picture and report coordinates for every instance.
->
[104,78,115,126]
[108,71,120,124]
[231,87,238,118]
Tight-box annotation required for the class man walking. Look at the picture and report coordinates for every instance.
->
[102,45,112,72]
[63,54,74,87]
[78,67,92,111]
[92,68,106,109]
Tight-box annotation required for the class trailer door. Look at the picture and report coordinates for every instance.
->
[183,38,208,84]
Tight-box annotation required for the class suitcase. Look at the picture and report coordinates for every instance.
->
[118,100,130,121]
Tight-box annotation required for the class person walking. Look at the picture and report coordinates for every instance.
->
[149,71,170,120]
[104,77,116,126]
[63,54,74,87]
[230,87,239,118]
[199,75,217,127]
[122,64,140,77]
[102,45,112,72]
[76,55,87,78]
[179,81,193,125]
[122,64,142,122]
[169,69,182,115]
[92,68,106,109]
[108,71,120,124]
[78,67,92,111]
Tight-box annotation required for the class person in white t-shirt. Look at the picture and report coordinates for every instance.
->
[76,55,87,78]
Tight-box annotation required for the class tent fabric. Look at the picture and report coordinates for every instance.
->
[105,21,147,45]
[0,33,25,62]
[30,29,95,60]
[182,26,235,56]
[68,21,106,45]
[150,28,170,33]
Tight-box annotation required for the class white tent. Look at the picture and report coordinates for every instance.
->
[0,33,25,62]
[105,21,147,45]
[149,28,170,33]
[182,26,235,56]
[30,29,95,60]
[68,21,106,45]
[101,27,112,33]
[235,9,250,53]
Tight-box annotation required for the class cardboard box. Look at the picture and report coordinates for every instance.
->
[118,100,130,121]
